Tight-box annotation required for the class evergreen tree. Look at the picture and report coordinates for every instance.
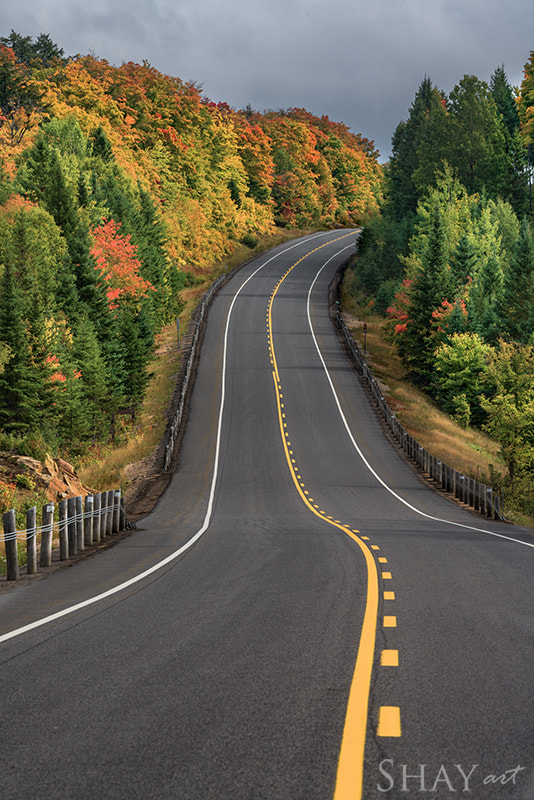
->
[0,262,43,432]
[469,253,504,343]
[490,66,529,215]
[91,125,114,161]
[133,187,176,323]
[71,313,110,439]
[446,75,508,197]
[500,219,534,341]
[388,76,447,220]
[450,235,478,289]
[491,65,519,137]
[398,207,452,385]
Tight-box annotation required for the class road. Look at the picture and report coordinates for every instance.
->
[0,229,533,799]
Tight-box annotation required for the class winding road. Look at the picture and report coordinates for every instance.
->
[0,230,533,799]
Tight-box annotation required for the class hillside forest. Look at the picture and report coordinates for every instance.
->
[350,56,534,513]
[0,31,382,470]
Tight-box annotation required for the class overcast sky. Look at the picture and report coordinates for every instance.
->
[1,0,533,160]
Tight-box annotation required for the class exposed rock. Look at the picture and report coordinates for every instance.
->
[0,452,93,502]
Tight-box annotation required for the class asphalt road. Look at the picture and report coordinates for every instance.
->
[0,230,533,800]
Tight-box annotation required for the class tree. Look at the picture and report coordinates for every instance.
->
[0,31,64,66]
[446,75,508,197]
[389,76,448,219]
[397,207,453,385]
[500,219,534,341]
[490,66,529,215]
[434,333,492,426]
[0,43,50,145]
[70,314,110,440]
[481,341,534,484]
[0,261,44,432]
[517,51,534,146]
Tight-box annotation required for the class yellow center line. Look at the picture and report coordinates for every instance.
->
[266,235,380,800]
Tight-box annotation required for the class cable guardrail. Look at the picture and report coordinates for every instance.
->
[1,489,126,581]
[163,273,227,471]
[335,310,503,521]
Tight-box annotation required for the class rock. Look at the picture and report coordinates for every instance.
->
[0,452,94,502]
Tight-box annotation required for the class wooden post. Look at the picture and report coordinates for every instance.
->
[106,490,113,536]
[84,495,94,545]
[40,503,54,567]
[119,489,126,531]
[59,499,68,561]
[113,490,121,532]
[76,495,84,552]
[67,497,77,556]
[3,509,19,581]
[101,491,108,538]
[486,487,493,517]
[93,493,101,542]
[26,506,37,575]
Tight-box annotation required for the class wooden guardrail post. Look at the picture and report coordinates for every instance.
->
[3,509,19,581]
[67,497,77,556]
[84,495,94,545]
[119,490,126,531]
[26,506,37,575]
[40,503,54,567]
[106,490,113,536]
[93,493,101,542]
[58,499,68,560]
[76,495,84,552]
[113,490,121,532]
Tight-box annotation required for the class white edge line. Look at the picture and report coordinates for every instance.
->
[0,232,335,645]
[306,246,534,551]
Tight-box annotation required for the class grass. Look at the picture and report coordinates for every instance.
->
[340,270,507,488]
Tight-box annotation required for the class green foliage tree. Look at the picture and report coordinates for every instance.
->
[388,76,447,220]
[434,333,492,426]
[398,207,452,385]
[0,30,64,66]
[500,218,534,341]
[481,341,534,485]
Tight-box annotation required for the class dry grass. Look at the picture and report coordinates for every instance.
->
[340,278,504,486]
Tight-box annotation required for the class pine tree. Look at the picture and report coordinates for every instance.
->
[388,76,447,220]
[399,207,452,386]
[500,219,534,341]
[71,314,110,440]
[0,262,43,432]
[490,66,529,215]
[450,235,478,289]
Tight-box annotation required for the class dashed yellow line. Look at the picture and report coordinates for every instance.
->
[377,706,402,737]
[381,649,399,667]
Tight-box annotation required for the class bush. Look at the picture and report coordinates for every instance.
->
[240,233,259,249]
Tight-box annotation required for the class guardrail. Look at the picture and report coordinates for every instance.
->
[335,311,503,520]
[163,273,227,471]
[1,490,125,581]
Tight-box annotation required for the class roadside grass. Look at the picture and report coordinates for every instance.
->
[339,273,510,493]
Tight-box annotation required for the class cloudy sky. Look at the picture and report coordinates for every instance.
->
[1,0,533,160]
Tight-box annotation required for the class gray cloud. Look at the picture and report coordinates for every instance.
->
[1,0,532,159]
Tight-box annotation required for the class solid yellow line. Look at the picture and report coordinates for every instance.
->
[266,234,379,800]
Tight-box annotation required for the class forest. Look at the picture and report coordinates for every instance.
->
[351,56,534,513]
[0,31,383,462]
